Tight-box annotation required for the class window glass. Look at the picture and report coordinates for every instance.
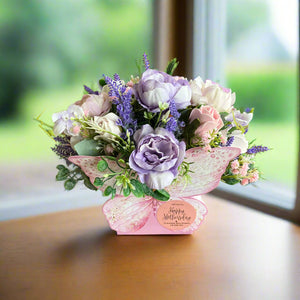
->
[0,0,152,218]
[226,0,298,204]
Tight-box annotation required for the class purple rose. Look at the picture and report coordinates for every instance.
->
[135,69,191,112]
[129,124,186,189]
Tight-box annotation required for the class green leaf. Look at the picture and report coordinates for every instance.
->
[99,79,106,87]
[103,186,113,196]
[74,139,100,156]
[142,184,153,197]
[84,178,98,191]
[94,177,104,187]
[64,179,76,190]
[130,179,144,198]
[56,169,70,181]
[56,165,67,171]
[123,185,131,197]
[152,189,170,201]
[165,58,179,75]
[111,188,116,199]
[97,160,108,172]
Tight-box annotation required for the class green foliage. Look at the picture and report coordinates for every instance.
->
[152,189,170,201]
[55,163,97,191]
[130,179,144,198]
[74,139,101,156]
[94,177,104,187]
[165,58,179,75]
[183,118,200,148]
[97,160,108,172]
[64,178,77,190]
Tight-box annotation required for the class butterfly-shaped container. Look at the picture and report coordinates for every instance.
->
[69,147,240,235]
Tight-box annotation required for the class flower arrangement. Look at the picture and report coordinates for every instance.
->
[37,54,268,234]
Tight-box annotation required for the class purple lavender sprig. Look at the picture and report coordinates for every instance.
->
[226,136,234,147]
[51,136,77,159]
[84,85,99,95]
[104,74,137,136]
[143,52,150,70]
[246,145,269,154]
[166,99,182,133]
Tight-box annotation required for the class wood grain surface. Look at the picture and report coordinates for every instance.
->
[0,195,300,300]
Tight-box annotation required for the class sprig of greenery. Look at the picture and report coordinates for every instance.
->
[165,58,179,75]
[55,164,97,191]
[34,113,55,138]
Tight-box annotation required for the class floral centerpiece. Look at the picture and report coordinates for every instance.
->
[37,54,268,235]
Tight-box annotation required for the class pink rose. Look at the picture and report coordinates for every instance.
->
[189,105,224,139]
[241,178,249,186]
[75,91,111,117]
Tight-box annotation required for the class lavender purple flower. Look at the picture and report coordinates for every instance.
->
[84,85,99,95]
[226,136,234,147]
[246,145,269,154]
[51,136,77,159]
[143,52,150,70]
[104,74,137,136]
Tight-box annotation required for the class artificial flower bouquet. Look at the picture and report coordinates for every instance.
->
[37,54,268,235]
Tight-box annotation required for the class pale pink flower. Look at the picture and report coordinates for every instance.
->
[189,105,224,140]
[241,178,249,186]
[232,169,239,175]
[249,171,259,183]
[231,160,239,169]
[240,163,249,177]
[75,91,111,117]
[203,145,211,152]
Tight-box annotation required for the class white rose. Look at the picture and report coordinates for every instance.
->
[93,113,122,141]
[190,77,236,113]
[225,109,253,127]
[229,130,248,154]
[190,76,207,106]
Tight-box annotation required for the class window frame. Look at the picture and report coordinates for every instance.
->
[153,0,300,224]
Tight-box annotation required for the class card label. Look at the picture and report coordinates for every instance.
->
[156,200,196,231]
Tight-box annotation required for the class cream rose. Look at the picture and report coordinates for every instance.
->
[93,113,122,141]
[190,76,236,113]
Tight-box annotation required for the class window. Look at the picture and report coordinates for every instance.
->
[0,0,152,220]
[192,0,299,222]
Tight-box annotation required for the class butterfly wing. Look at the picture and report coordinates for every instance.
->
[177,196,208,233]
[103,195,154,233]
[68,156,123,192]
[166,147,240,197]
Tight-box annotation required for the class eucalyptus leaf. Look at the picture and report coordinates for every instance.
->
[56,169,69,181]
[74,139,100,156]
[103,186,113,196]
[123,186,131,197]
[64,179,76,190]
[94,177,104,187]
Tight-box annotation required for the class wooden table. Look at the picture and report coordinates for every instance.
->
[1,195,299,300]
